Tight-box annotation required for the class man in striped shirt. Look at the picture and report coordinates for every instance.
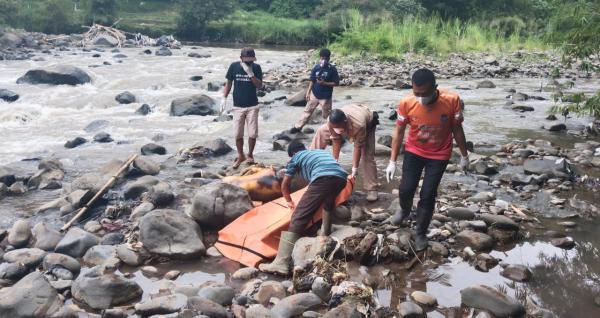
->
[259,140,348,276]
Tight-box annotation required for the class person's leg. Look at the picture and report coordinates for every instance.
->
[393,152,425,225]
[360,127,379,201]
[414,158,449,250]
[309,124,331,150]
[293,93,319,130]
[246,106,259,163]
[288,178,331,234]
[232,107,247,168]
[320,177,347,235]
[321,98,332,121]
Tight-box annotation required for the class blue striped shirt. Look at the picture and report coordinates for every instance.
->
[285,150,348,183]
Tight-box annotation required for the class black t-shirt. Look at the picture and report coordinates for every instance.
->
[225,62,263,107]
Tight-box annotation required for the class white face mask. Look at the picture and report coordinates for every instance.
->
[333,128,345,135]
[416,95,434,105]
[320,59,328,67]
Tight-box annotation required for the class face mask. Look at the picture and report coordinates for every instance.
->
[320,59,328,67]
[416,95,434,105]
[244,61,253,66]
[333,128,345,134]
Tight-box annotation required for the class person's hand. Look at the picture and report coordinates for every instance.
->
[460,155,470,172]
[220,96,228,114]
[305,92,311,101]
[350,167,358,179]
[317,78,326,85]
[287,200,296,210]
[385,161,396,182]
[240,62,254,77]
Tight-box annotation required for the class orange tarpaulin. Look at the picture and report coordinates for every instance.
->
[215,178,354,268]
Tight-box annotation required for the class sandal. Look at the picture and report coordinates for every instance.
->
[232,155,246,169]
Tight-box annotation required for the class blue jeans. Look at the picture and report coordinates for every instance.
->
[398,151,449,235]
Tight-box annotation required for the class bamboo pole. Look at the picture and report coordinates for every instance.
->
[60,154,138,232]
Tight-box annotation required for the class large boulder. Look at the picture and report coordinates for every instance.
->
[115,91,136,104]
[170,94,217,116]
[271,293,322,318]
[135,293,188,316]
[32,222,63,251]
[455,230,495,251]
[72,270,143,310]
[7,219,32,248]
[460,284,525,317]
[523,159,569,177]
[285,90,307,107]
[0,89,19,102]
[17,65,91,86]
[0,32,24,49]
[42,253,81,273]
[54,227,100,258]
[0,272,62,317]
[187,182,253,230]
[82,245,120,268]
[139,209,205,259]
[3,248,47,268]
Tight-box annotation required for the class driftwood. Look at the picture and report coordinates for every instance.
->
[60,154,138,232]
[82,24,127,47]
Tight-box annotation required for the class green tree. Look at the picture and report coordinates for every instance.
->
[85,0,118,26]
[176,0,233,39]
[0,0,19,27]
[41,0,79,34]
[237,0,272,11]
[268,0,322,18]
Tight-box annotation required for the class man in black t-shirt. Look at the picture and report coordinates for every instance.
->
[222,47,264,168]
[290,48,339,133]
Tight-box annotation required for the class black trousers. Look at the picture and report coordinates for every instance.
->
[288,176,347,235]
[398,151,449,235]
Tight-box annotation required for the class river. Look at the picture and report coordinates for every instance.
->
[1,46,599,316]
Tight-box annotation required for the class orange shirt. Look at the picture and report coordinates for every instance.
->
[397,89,463,160]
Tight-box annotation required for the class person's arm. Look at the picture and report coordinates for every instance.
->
[317,67,339,87]
[281,175,294,209]
[332,139,342,161]
[316,79,337,87]
[352,143,362,178]
[223,80,232,98]
[305,81,314,101]
[390,124,407,162]
[452,124,468,157]
[251,65,263,88]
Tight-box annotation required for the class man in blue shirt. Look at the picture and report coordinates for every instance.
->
[290,48,340,133]
[259,140,348,276]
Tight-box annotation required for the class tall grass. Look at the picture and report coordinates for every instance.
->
[206,11,327,45]
[330,10,547,59]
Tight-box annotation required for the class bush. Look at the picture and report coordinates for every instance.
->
[42,0,80,34]
[268,0,322,18]
[84,0,118,26]
[0,0,19,26]
[551,92,600,119]
[176,0,233,39]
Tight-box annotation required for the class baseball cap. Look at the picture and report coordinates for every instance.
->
[241,47,257,62]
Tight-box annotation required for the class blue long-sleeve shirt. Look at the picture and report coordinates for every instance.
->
[285,150,347,183]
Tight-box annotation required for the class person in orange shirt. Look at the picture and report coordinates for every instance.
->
[386,68,469,251]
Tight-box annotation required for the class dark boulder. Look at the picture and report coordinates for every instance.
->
[0,89,19,102]
[170,94,217,116]
[115,91,136,104]
[17,65,91,85]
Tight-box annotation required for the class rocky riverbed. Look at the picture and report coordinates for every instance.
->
[1,28,600,317]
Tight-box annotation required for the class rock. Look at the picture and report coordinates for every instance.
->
[479,214,519,231]
[513,92,529,101]
[170,94,217,116]
[411,291,437,306]
[124,175,159,199]
[285,90,307,107]
[116,244,145,266]
[9,181,27,195]
[83,245,120,268]
[72,271,143,310]
[8,219,32,248]
[32,222,62,251]
[84,119,109,132]
[155,46,172,56]
[198,284,235,306]
[100,232,124,245]
[84,220,102,233]
[187,181,253,230]
[273,139,289,151]
[0,167,16,186]
[93,35,118,47]
[141,143,167,155]
[473,161,498,175]
[17,65,91,85]
[64,136,87,149]
[139,209,205,259]
[460,284,525,317]
[232,267,259,280]
[136,103,152,115]
[207,81,223,91]
[311,277,331,301]
[377,135,392,148]
[54,227,100,258]
[51,267,73,280]
[476,80,496,89]
[190,75,203,81]
[93,132,113,143]
[0,262,29,281]
[323,302,361,318]
[512,105,534,112]
[185,139,233,158]
[3,248,46,268]
[0,89,19,102]
[188,52,211,58]
[467,192,495,203]
[43,253,81,273]
[398,301,424,318]
[551,237,575,249]
[548,123,566,132]
[50,280,72,292]
[115,91,136,104]
[164,270,181,280]
[500,264,532,282]
[130,202,155,220]
[523,159,568,176]
[271,293,322,318]
[135,293,188,316]
[246,304,275,318]
[0,272,62,317]
[133,156,160,176]
[448,207,476,220]
[187,297,228,318]
[455,230,495,251]
[255,281,286,305]
[484,56,498,65]
[0,32,24,48]
[292,236,336,267]
[546,114,558,121]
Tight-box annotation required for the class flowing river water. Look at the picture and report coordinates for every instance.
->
[1,46,599,316]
